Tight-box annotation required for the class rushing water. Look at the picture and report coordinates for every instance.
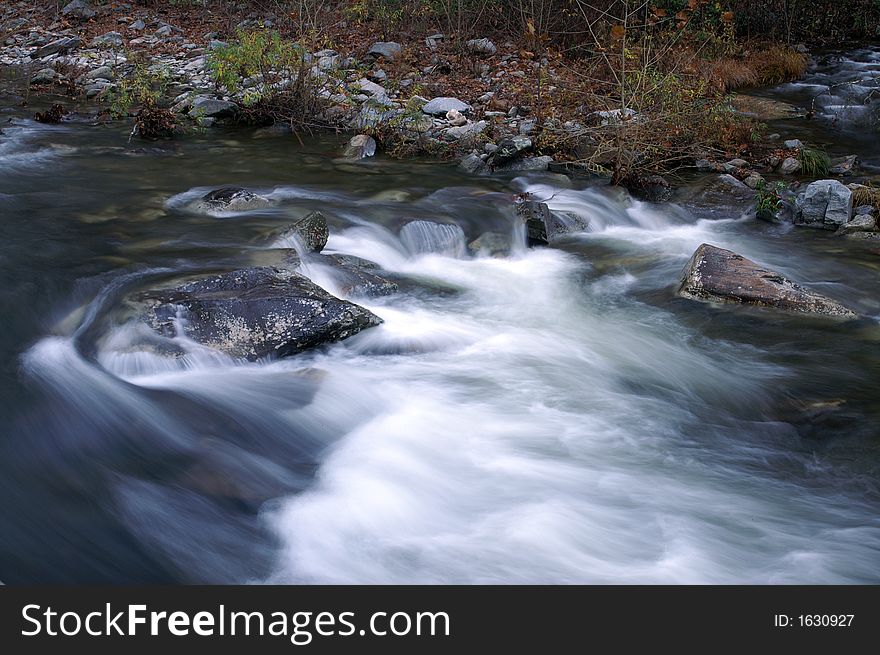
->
[1,66,879,584]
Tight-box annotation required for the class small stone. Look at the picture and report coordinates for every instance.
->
[445,109,467,126]
[744,173,764,189]
[30,68,57,85]
[783,139,803,149]
[829,155,858,176]
[466,38,497,56]
[343,134,377,159]
[835,214,877,236]
[130,19,146,31]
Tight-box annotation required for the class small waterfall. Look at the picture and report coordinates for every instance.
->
[399,220,467,258]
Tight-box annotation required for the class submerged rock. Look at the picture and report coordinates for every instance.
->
[137,268,382,360]
[317,254,399,297]
[677,244,857,318]
[795,179,853,229]
[195,187,272,213]
[468,231,511,257]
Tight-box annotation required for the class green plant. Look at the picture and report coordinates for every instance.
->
[208,29,324,129]
[109,61,170,118]
[755,180,787,219]
[798,147,831,176]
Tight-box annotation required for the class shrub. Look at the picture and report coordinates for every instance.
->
[208,29,326,129]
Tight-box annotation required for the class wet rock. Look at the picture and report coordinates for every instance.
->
[62,1,96,20]
[191,96,239,119]
[269,211,329,253]
[629,174,671,202]
[795,179,853,229]
[468,231,511,257]
[343,134,377,159]
[779,157,801,175]
[367,41,401,60]
[195,187,272,213]
[829,155,858,176]
[460,153,490,175]
[674,174,755,218]
[137,267,382,360]
[835,214,877,236]
[31,36,81,59]
[678,244,857,318]
[729,94,805,120]
[515,200,588,244]
[318,254,398,297]
[466,38,497,56]
[422,97,472,116]
[496,155,553,172]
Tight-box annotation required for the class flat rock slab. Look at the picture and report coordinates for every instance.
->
[138,268,382,360]
[677,244,857,318]
[729,95,805,120]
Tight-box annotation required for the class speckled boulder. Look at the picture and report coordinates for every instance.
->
[137,268,382,360]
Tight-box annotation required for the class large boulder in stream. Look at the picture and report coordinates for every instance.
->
[137,268,382,360]
[674,174,755,219]
[677,244,857,318]
[795,179,853,229]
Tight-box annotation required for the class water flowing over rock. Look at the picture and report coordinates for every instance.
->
[515,200,589,244]
[400,220,467,257]
[137,268,382,360]
[269,211,329,254]
[795,179,853,229]
[678,244,857,318]
[194,187,273,213]
[316,255,399,297]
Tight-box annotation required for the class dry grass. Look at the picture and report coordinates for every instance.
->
[705,45,807,92]
[852,185,880,209]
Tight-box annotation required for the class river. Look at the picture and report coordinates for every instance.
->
[0,52,878,584]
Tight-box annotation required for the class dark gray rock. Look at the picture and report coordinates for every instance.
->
[515,200,589,245]
[677,243,857,318]
[62,1,96,20]
[460,153,490,175]
[269,211,329,253]
[195,187,272,213]
[674,174,755,219]
[31,36,81,59]
[91,31,123,48]
[318,254,398,297]
[829,155,858,176]
[30,68,57,85]
[490,136,532,166]
[137,268,382,360]
[835,214,877,236]
[496,155,553,172]
[191,96,239,119]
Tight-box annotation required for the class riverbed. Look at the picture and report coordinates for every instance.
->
[1,56,878,584]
